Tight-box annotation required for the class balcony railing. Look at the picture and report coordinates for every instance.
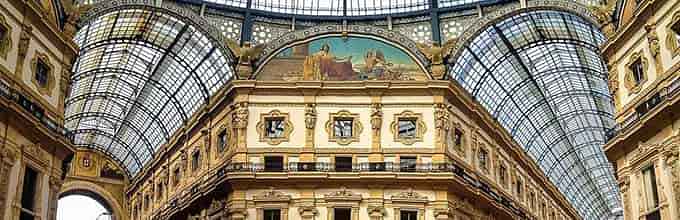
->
[224,162,459,173]
[606,76,680,141]
[220,161,526,218]
[0,79,72,141]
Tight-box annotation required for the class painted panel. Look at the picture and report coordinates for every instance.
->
[258,36,427,81]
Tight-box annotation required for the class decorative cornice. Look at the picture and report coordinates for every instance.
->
[324,187,362,201]
[391,188,428,203]
[253,187,292,202]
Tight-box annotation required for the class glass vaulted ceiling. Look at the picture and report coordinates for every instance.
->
[449,10,620,219]
[65,7,235,175]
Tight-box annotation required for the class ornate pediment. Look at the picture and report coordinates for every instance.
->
[391,188,428,203]
[253,187,291,202]
[629,142,660,166]
[324,187,362,201]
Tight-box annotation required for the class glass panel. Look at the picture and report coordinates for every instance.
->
[398,118,417,138]
[334,119,353,137]
[265,118,285,138]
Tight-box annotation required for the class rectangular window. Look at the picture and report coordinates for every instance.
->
[399,156,417,172]
[156,183,163,199]
[454,128,463,147]
[478,148,488,171]
[265,117,285,138]
[516,178,523,198]
[263,209,281,220]
[400,210,418,220]
[673,20,680,45]
[217,130,228,152]
[173,168,181,186]
[398,118,417,138]
[264,156,284,172]
[0,25,7,42]
[499,164,507,186]
[191,151,201,172]
[335,156,353,172]
[35,59,49,87]
[334,208,351,220]
[630,58,644,84]
[642,166,659,210]
[334,118,353,137]
[20,166,38,220]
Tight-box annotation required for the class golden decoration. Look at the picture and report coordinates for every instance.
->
[225,39,266,79]
[61,0,92,39]
[416,38,457,79]
[30,52,56,96]
[255,110,293,146]
[390,110,426,145]
[325,110,363,145]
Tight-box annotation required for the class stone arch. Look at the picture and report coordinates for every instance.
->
[59,180,127,220]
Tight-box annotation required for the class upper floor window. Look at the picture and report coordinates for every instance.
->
[334,118,353,138]
[264,209,281,220]
[172,167,181,186]
[642,166,659,211]
[35,58,50,87]
[265,117,285,138]
[630,58,644,84]
[478,148,488,172]
[217,129,228,153]
[516,178,523,199]
[673,20,680,45]
[499,164,507,186]
[400,210,418,220]
[335,156,353,172]
[156,182,164,200]
[20,166,39,220]
[454,128,463,147]
[397,118,417,138]
[191,150,201,172]
[0,16,10,59]
[264,156,284,172]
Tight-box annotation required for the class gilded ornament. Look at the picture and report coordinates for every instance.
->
[304,104,317,129]
[370,103,383,131]
[61,0,92,38]
[232,102,249,129]
[390,110,426,145]
[589,4,615,38]
[256,110,293,145]
[623,52,647,94]
[225,39,266,79]
[416,38,457,79]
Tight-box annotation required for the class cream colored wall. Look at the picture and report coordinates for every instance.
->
[610,0,680,119]
[0,0,21,72]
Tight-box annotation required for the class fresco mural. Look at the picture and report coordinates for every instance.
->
[257,36,428,81]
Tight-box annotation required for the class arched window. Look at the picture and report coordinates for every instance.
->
[58,194,112,220]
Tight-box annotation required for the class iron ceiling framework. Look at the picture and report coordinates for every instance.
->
[64,1,623,219]
[65,7,236,175]
[448,10,621,219]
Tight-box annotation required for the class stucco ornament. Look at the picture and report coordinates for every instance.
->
[367,206,386,220]
[305,104,317,129]
[589,4,615,39]
[416,38,457,79]
[226,39,266,79]
[232,102,249,129]
[0,13,12,59]
[370,103,383,131]
[663,140,679,215]
[61,0,92,38]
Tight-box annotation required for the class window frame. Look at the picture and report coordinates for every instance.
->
[257,110,293,145]
[391,111,426,145]
[30,52,55,95]
[326,110,363,145]
[666,11,680,57]
[624,51,648,94]
[0,13,11,59]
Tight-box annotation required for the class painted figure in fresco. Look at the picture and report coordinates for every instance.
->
[304,43,354,80]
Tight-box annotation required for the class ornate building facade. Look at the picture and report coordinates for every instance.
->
[0,0,77,220]
[0,0,653,220]
[602,0,680,219]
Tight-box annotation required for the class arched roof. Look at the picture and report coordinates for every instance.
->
[448,9,621,219]
[65,3,236,176]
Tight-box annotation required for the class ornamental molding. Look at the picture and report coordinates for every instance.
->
[324,187,362,201]
[252,25,430,78]
[30,51,56,96]
[449,0,602,64]
[391,188,428,203]
[0,13,12,59]
[79,0,235,64]
[207,198,226,215]
[666,11,680,57]
[623,51,648,94]
[253,187,291,202]
[390,110,427,145]
[325,110,363,145]
[256,110,293,145]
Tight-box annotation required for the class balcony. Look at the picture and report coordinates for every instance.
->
[224,162,458,173]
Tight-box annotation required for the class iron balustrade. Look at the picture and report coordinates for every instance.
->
[0,79,72,141]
